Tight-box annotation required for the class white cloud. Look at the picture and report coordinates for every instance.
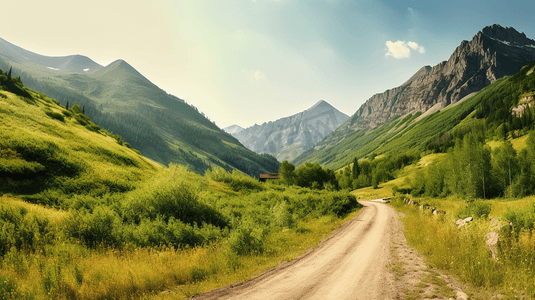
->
[241,69,266,81]
[385,40,425,58]
[407,41,425,54]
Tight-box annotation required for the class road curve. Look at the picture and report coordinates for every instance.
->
[195,201,398,300]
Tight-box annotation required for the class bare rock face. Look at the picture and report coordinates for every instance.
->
[338,24,535,133]
[232,100,349,162]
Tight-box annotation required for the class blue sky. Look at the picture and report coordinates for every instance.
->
[2,0,535,128]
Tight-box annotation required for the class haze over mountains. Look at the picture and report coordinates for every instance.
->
[295,24,535,166]
[225,100,348,162]
[0,37,280,175]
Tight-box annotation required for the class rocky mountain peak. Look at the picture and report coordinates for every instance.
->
[335,24,535,134]
[232,101,349,162]
[481,24,530,44]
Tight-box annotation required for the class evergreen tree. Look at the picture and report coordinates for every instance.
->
[352,157,360,179]
[7,66,12,79]
[66,101,70,110]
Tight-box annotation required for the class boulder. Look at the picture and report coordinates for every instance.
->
[486,231,499,260]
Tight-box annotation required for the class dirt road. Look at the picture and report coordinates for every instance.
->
[195,201,400,299]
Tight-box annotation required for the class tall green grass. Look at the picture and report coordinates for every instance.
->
[391,197,535,298]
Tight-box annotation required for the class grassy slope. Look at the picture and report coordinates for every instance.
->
[294,73,517,170]
[0,57,280,176]
[0,85,161,197]
[0,79,363,299]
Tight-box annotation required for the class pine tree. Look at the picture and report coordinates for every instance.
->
[352,157,360,179]
[7,67,12,79]
[66,101,70,110]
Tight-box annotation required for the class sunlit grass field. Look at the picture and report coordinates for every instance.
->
[1,86,363,299]
[351,148,535,298]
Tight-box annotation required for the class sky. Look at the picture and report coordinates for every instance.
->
[1,0,535,129]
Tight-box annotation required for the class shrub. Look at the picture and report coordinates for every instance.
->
[122,165,228,228]
[73,113,90,126]
[205,167,263,192]
[44,111,65,122]
[503,202,535,232]
[272,201,294,228]
[63,206,121,248]
[0,203,52,256]
[228,224,265,255]
[61,110,72,117]
[85,124,101,132]
[0,274,21,299]
[456,201,492,219]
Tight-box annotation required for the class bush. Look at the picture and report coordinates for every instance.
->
[228,224,265,255]
[73,113,90,126]
[0,274,21,299]
[63,206,121,248]
[122,165,228,228]
[319,192,361,217]
[456,201,492,219]
[44,111,65,122]
[0,203,52,256]
[503,202,535,232]
[205,167,263,192]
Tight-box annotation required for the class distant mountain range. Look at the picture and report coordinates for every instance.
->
[295,24,535,167]
[223,125,244,135]
[225,100,349,162]
[0,37,280,175]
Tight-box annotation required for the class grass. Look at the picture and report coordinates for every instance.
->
[389,196,535,298]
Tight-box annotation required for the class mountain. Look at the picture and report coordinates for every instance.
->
[232,100,349,162]
[0,37,280,175]
[223,125,244,135]
[294,24,535,167]
[0,71,160,196]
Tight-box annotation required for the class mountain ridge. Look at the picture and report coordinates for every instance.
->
[295,24,535,166]
[0,37,280,175]
[232,100,349,162]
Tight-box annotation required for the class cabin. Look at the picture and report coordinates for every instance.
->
[259,173,281,182]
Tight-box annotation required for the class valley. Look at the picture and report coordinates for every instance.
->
[2,21,535,299]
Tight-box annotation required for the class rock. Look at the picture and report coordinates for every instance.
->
[486,231,500,260]
[309,24,535,154]
[456,219,466,229]
[232,100,349,162]
[419,205,424,210]
[490,217,506,231]
[463,217,473,222]
[456,290,469,300]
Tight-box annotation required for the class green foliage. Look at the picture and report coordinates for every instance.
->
[456,201,492,219]
[279,160,295,185]
[228,223,265,255]
[205,167,264,192]
[0,203,53,256]
[294,162,337,190]
[63,206,121,248]
[122,165,228,228]
[503,202,535,233]
[0,274,22,299]
[44,110,65,122]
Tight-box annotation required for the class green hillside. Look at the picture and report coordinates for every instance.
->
[0,68,161,200]
[0,56,279,176]
[295,63,535,171]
